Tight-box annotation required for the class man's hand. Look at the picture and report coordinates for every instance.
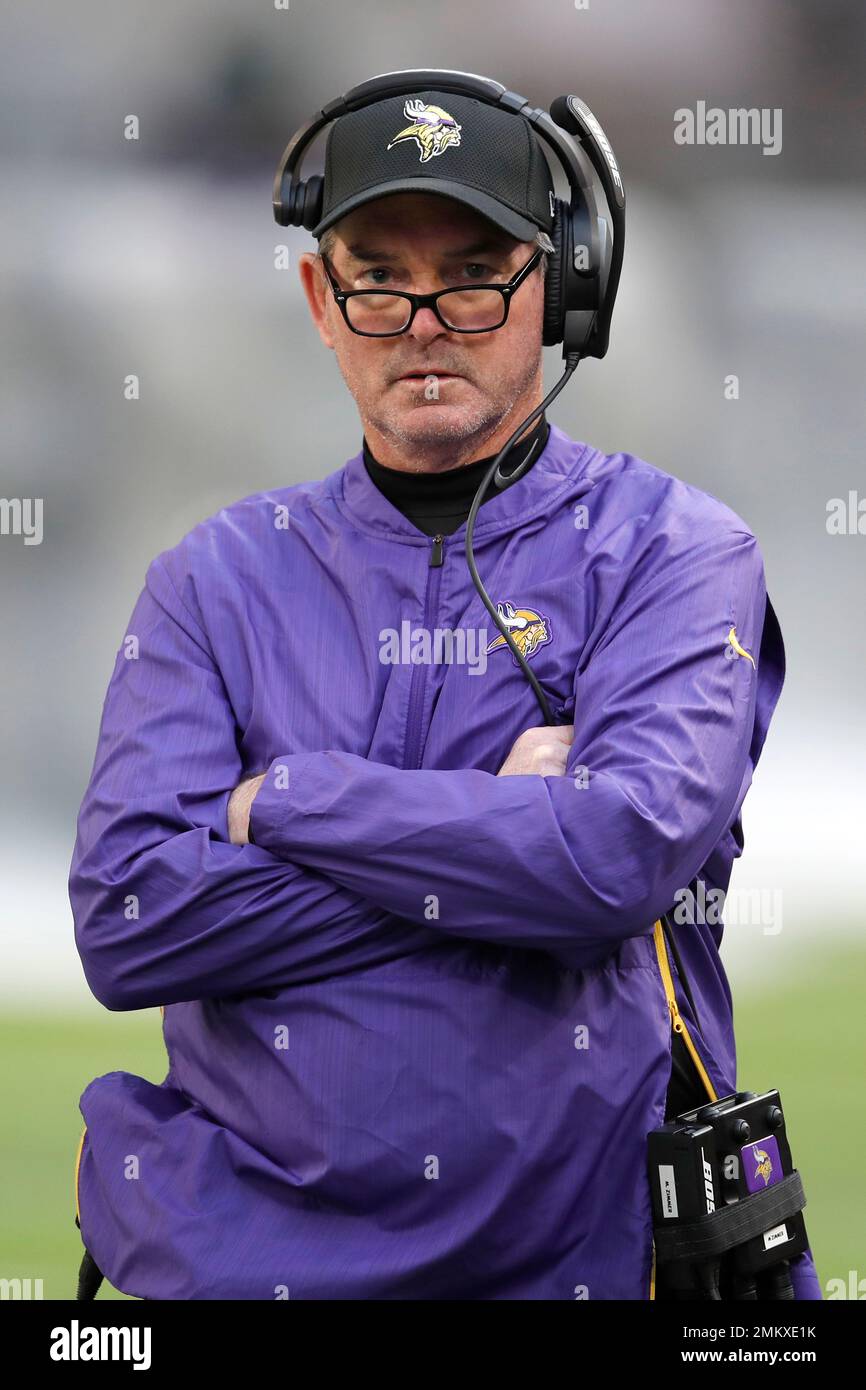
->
[227,773,267,845]
[496,724,574,777]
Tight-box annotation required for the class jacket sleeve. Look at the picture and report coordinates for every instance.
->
[68,554,408,1011]
[249,525,776,969]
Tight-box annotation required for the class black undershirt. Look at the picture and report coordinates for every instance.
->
[363,414,707,1122]
[362,414,551,537]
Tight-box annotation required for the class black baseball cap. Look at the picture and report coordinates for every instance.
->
[311,88,556,244]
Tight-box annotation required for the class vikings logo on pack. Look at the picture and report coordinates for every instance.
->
[751,1145,773,1186]
[386,98,462,163]
[742,1135,783,1194]
[486,601,552,665]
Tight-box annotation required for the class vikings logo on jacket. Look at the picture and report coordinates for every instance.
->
[486,600,552,664]
[386,98,462,163]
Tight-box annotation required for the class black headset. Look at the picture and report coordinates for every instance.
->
[273,68,626,728]
[273,68,625,362]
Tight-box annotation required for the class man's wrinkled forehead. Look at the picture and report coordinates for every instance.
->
[333,193,521,265]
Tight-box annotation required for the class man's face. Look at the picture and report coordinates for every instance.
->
[298,192,545,459]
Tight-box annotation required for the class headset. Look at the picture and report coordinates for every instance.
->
[274,68,625,365]
[274,68,625,729]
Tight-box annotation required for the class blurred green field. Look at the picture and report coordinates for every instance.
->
[1,946,863,1301]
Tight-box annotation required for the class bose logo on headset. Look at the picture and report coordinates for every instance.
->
[575,101,624,201]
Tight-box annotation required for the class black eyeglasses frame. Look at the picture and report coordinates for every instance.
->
[317,246,546,337]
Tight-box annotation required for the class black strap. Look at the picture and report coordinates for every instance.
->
[76,1246,105,1300]
[654,1170,806,1264]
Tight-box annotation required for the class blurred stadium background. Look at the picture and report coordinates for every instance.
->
[1,0,863,1298]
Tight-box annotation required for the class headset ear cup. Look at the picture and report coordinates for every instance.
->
[302,174,324,231]
[542,200,568,346]
[281,176,323,228]
[286,181,306,227]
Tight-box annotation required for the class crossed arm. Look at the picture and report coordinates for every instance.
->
[227,724,573,844]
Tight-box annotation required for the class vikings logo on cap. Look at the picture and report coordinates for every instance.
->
[486,601,552,665]
[386,98,462,163]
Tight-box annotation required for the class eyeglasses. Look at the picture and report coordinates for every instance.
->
[318,247,544,337]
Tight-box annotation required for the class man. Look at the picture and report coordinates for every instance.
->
[70,85,821,1300]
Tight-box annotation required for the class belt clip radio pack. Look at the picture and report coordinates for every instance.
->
[648,1089,810,1300]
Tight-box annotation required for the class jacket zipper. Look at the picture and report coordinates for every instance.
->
[648,917,718,1299]
[403,534,445,769]
[651,918,718,1103]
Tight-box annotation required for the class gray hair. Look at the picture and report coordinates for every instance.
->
[534,228,555,277]
[316,224,555,276]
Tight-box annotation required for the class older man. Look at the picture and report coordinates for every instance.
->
[70,84,821,1300]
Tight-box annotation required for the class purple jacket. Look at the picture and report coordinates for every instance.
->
[70,423,822,1299]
